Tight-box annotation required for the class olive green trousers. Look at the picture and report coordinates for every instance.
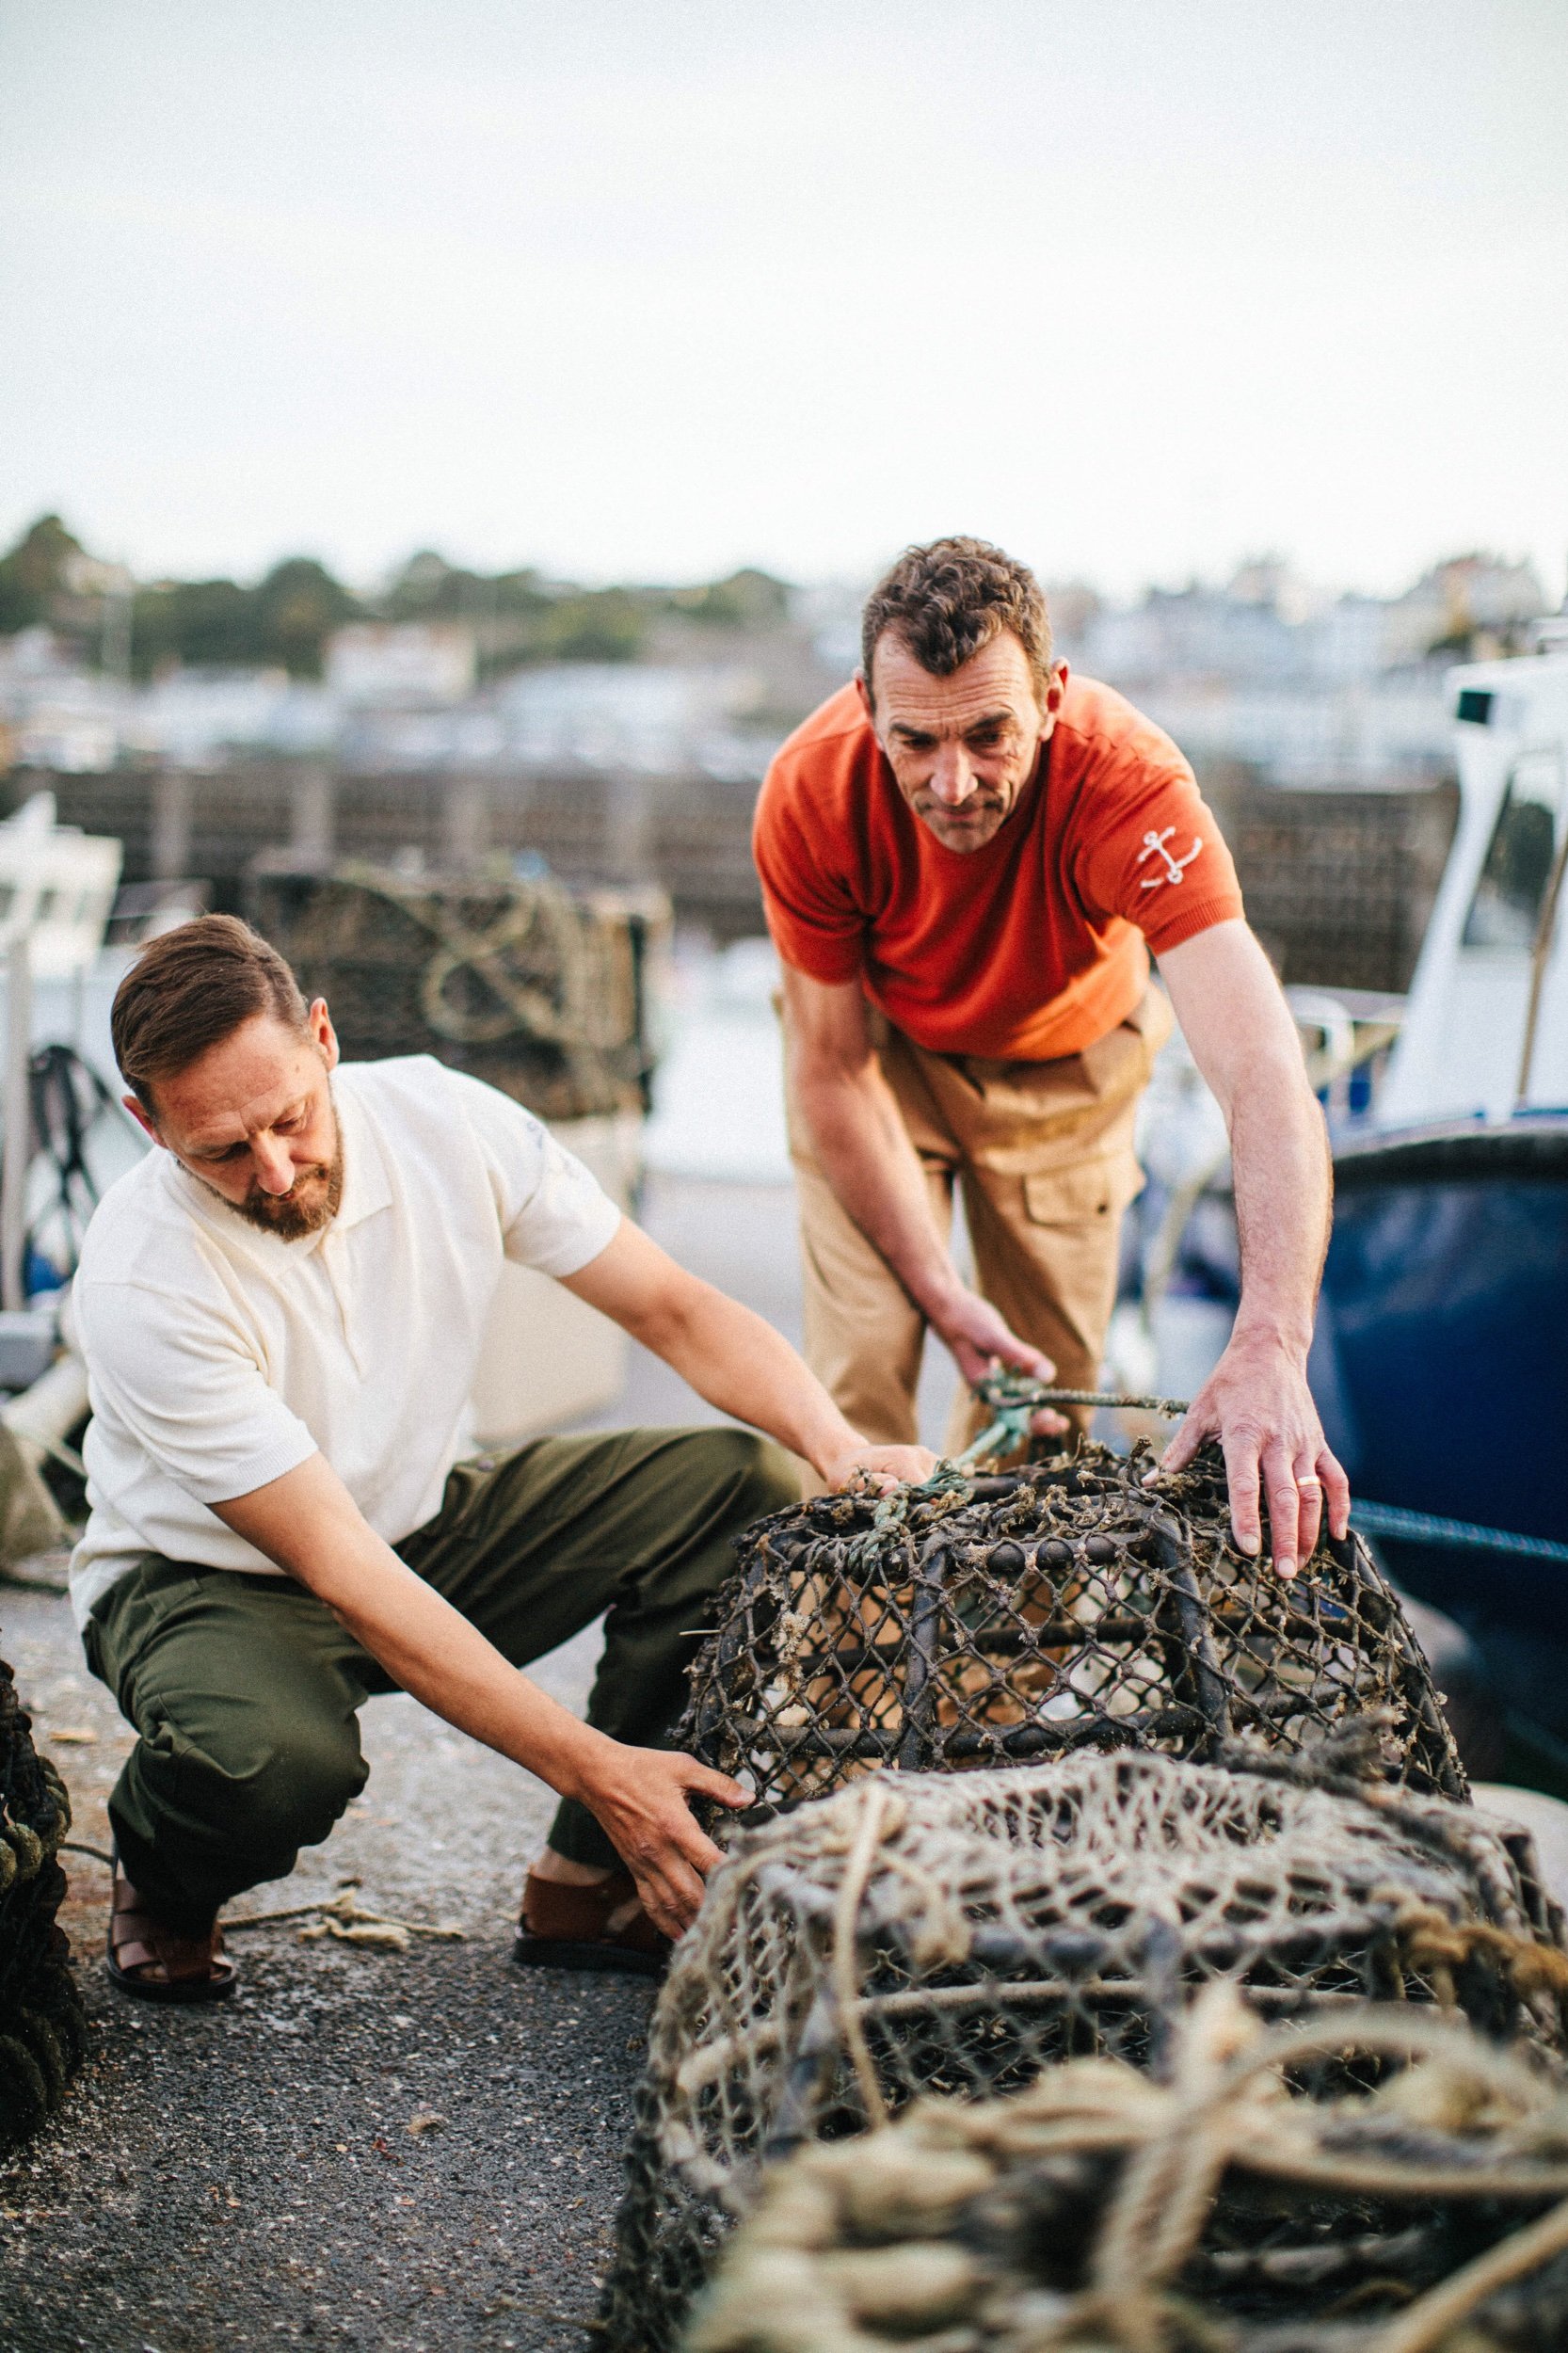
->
[84,1426,794,1933]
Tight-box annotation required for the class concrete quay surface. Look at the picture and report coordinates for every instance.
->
[3,1175,955,2353]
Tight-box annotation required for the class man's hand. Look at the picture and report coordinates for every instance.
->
[819,1440,939,1493]
[568,1737,749,1939]
[1158,1329,1351,1579]
[931,1292,1071,1437]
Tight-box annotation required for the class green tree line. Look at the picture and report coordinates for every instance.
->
[0,516,791,680]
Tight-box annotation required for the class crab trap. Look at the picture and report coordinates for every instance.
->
[688,1997,1568,2353]
[0,1644,85,2146]
[600,1752,1568,2352]
[678,1438,1466,1818]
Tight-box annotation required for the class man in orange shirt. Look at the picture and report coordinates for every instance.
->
[754,537,1349,1578]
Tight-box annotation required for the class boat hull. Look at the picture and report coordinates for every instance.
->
[1311,1118,1568,1739]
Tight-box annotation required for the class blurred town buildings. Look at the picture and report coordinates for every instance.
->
[0,517,1551,786]
[0,515,1558,986]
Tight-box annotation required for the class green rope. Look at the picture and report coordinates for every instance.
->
[955,1378,1568,1568]
[953,1370,1192,1468]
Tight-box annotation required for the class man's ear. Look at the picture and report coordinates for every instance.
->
[308,997,341,1073]
[854,671,874,726]
[123,1095,162,1148]
[1039,661,1068,730]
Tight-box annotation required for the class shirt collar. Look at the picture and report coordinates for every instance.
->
[328,1075,392,1232]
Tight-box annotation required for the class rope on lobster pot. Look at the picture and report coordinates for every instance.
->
[853,1370,1194,1551]
[953,1368,1192,1471]
[685,1994,1568,2353]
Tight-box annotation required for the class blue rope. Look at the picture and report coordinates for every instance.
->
[1351,1497,1568,1565]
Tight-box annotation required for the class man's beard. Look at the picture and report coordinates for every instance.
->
[197,1106,345,1241]
[237,1146,345,1240]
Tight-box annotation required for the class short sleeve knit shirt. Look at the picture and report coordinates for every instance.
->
[753,674,1244,1061]
[68,1056,622,1627]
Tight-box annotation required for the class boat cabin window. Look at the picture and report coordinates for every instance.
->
[1462,749,1565,951]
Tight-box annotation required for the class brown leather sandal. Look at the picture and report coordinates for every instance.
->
[513,1867,670,1977]
[106,1860,236,2005]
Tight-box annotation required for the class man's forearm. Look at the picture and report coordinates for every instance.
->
[215,1452,747,1932]
[785,1048,1060,1397]
[216,1464,607,1798]
[606,1276,868,1480]
[1133,921,1349,1571]
[1160,922,1332,1362]
[1227,1047,1332,1356]
[793,1057,959,1317]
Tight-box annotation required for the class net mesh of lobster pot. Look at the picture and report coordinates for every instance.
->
[599,1748,1568,2353]
[1,1644,86,2146]
[677,1440,1466,1817]
[686,1995,1568,2353]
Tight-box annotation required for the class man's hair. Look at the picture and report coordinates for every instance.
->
[860,536,1054,701]
[112,914,311,1112]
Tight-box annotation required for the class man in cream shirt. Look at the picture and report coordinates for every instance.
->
[77,916,932,1999]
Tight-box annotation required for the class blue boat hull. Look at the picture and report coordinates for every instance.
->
[1311,1118,1568,1739]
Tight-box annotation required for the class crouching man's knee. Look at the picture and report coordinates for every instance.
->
[108,1700,369,1929]
[740,1432,802,1523]
[693,1426,800,1528]
[120,1712,367,1884]
[225,1730,368,1860]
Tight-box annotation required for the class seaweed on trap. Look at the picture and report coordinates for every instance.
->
[600,1750,1568,2353]
[0,1643,86,2147]
[677,1439,1467,1818]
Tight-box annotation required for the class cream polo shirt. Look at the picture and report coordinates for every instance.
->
[68,1054,623,1630]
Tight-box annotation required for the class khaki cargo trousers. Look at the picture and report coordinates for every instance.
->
[84,1427,796,1934]
[787,993,1173,1453]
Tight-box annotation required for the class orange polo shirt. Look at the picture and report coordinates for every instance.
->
[754,674,1243,1062]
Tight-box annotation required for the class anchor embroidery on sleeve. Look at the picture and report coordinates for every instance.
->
[1135,826,1204,888]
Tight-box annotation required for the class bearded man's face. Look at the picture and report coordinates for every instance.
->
[130,1001,346,1241]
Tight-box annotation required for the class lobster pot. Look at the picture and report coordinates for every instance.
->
[248,866,668,1124]
[1,1647,85,2146]
[680,1442,1466,1817]
[689,2001,1568,2353]
[600,1757,1567,2353]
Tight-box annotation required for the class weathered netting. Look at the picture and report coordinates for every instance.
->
[248,867,662,1121]
[679,1441,1466,1817]
[687,1993,1568,2353]
[600,1750,1568,2353]
[0,1645,85,2147]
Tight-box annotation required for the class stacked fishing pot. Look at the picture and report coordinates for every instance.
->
[599,1433,1568,2353]
[0,1642,86,2146]
[248,866,664,1123]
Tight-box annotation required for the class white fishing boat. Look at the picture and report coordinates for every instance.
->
[1307,648,1568,1748]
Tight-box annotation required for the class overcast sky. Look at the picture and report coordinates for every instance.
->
[2,1,1565,600]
